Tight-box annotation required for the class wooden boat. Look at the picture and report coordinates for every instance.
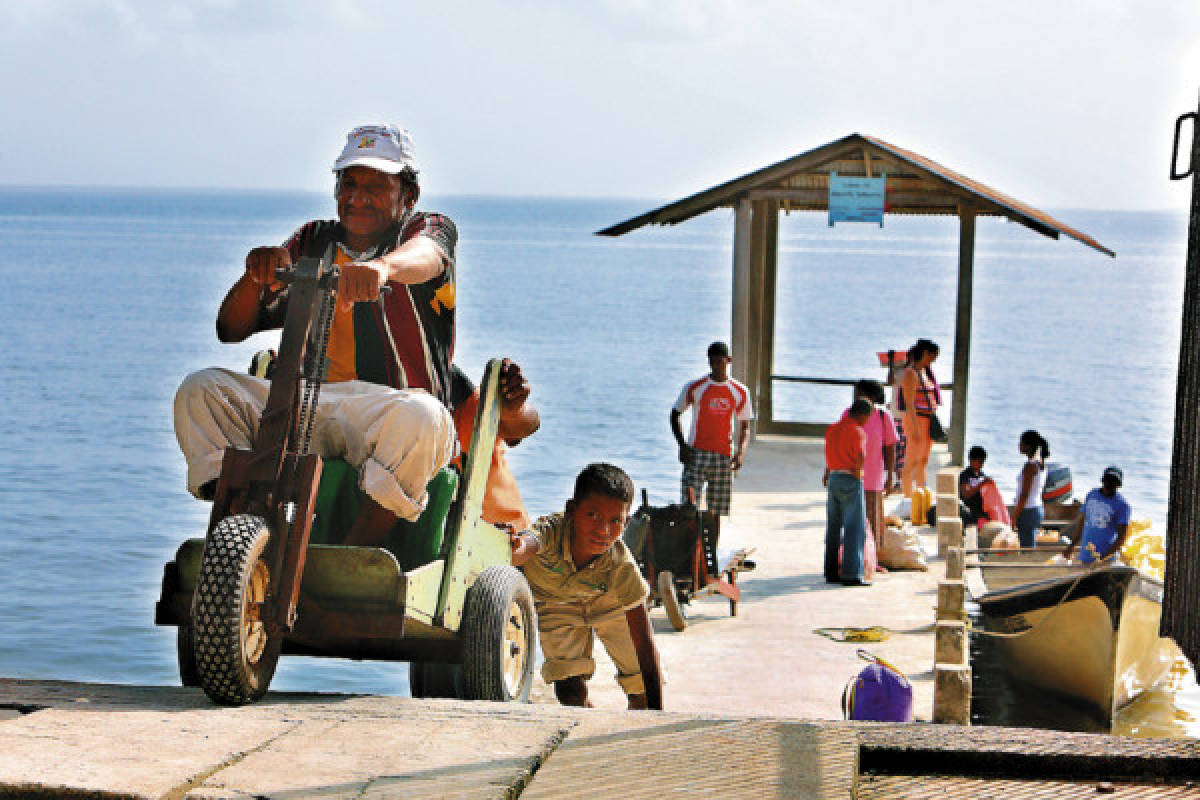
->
[967,549,1177,723]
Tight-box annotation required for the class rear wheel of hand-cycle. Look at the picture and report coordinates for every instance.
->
[658,570,687,631]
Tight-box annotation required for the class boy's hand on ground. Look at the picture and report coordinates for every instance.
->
[731,451,745,471]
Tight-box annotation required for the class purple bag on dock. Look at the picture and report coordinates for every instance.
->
[841,650,913,722]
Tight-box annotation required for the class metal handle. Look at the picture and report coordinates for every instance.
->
[272,265,391,295]
[1171,111,1197,181]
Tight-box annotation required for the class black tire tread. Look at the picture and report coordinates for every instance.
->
[191,514,280,706]
[460,566,535,702]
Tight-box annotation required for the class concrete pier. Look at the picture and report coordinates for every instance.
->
[2,436,1197,798]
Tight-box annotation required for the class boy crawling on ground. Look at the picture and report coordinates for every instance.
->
[509,463,663,710]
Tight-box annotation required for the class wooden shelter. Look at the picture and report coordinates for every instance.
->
[598,133,1115,463]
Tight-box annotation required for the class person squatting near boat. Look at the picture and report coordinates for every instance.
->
[1064,466,1132,564]
[508,463,663,710]
[893,339,942,497]
[958,445,990,526]
[174,123,465,549]
[823,398,874,587]
[670,341,753,517]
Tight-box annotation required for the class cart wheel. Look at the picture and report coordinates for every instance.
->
[191,514,281,706]
[177,623,200,687]
[728,571,738,617]
[461,566,536,702]
[409,661,463,699]
[658,570,687,631]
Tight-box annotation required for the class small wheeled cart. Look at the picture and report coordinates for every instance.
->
[622,491,755,631]
[155,254,536,706]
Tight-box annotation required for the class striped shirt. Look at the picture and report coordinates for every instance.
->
[258,213,457,405]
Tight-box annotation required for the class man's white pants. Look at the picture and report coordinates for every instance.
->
[174,368,458,522]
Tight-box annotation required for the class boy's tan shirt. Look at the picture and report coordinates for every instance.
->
[523,511,648,610]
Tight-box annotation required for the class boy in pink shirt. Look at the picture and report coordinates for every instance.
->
[841,381,899,571]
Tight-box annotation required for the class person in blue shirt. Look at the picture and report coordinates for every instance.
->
[1064,467,1132,564]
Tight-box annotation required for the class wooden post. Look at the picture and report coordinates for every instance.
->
[945,547,965,581]
[757,202,779,430]
[731,198,753,387]
[933,664,972,724]
[936,579,966,621]
[935,620,967,664]
[934,554,971,723]
[744,199,769,420]
[937,517,963,558]
[936,494,959,520]
[949,207,976,466]
[935,467,958,495]
[1163,89,1200,666]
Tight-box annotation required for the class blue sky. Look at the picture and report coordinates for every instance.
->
[2,0,1198,209]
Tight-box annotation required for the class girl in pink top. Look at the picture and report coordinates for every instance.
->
[843,380,900,571]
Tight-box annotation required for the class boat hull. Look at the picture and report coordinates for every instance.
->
[975,563,1175,722]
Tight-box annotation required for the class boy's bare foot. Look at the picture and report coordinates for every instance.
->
[626,693,649,710]
[554,676,594,708]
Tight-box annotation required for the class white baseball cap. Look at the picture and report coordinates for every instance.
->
[332,124,417,175]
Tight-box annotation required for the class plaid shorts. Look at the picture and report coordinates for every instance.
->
[681,448,734,516]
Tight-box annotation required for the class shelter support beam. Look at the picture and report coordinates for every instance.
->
[744,200,769,415]
[949,208,976,465]
[731,198,753,386]
[1162,90,1200,667]
[757,202,779,428]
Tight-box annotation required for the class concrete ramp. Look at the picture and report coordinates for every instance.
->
[0,680,572,799]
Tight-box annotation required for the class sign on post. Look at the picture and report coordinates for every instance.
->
[828,171,886,227]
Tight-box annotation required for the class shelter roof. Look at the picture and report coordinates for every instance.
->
[596,133,1114,257]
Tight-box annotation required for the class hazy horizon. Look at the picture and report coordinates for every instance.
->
[2,1,1198,213]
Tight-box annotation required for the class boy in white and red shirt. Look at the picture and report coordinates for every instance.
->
[669,341,753,516]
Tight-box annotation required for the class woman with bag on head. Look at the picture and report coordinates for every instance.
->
[895,339,942,497]
[1013,430,1049,548]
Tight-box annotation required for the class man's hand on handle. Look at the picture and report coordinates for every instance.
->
[244,246,290,290]
[338,260,390,311]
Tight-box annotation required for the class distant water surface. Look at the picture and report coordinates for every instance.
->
[0,187,1193,732]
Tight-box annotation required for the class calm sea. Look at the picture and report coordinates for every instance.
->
[0,186,1194,731]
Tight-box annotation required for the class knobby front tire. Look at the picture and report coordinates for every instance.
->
[191,514,281,706]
